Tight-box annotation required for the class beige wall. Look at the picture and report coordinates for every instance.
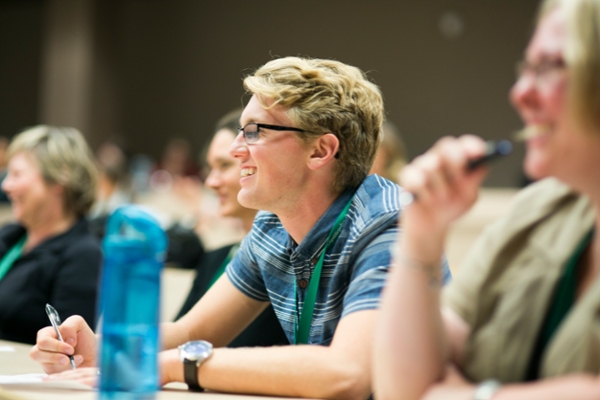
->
[0,0,540,187]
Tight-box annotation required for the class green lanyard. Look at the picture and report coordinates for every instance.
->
[0,235,27,282]
[207,244,239,289]
[526,228,595,380]
[294,197,353,345]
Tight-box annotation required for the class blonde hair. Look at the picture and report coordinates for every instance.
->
[8,125,98,217]
[540,0,600,132]
[244,57,384,193]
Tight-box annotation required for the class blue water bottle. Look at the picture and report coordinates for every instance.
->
[98,205,167,399]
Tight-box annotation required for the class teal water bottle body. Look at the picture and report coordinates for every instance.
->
[98,205,167,400]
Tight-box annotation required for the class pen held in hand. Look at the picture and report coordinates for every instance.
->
[399,139,513,207]
[45,303,76,370]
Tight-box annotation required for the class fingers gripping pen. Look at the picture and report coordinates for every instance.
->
[399,139,513,207]
[45,303,77,370]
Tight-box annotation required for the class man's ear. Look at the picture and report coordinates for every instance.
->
[307,133,339,171]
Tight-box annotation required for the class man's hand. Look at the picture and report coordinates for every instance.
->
[30,315,97,374]
[158,348,182,386]
[43,367,99,388]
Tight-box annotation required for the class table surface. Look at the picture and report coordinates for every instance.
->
[0,340,307,400]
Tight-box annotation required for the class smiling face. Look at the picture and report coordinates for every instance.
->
[230,95,314,214]
[1,152,61,227]
[510,6,600,184]
[205,129,254,222]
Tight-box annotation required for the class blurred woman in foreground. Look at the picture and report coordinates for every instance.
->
[0,126,101,344]
[374,0,600,399]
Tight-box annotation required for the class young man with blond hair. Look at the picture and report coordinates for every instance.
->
[31,57,447,399]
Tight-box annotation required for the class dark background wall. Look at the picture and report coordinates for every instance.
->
[0,1,43,139]
[0,0,540,187]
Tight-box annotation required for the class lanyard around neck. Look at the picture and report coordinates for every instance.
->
[0,235,27,282]
[526,228,595,380]
[294,197,353,345]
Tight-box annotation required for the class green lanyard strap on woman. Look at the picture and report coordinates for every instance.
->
[526,228,595,380]
[294,197,353,345]
[208,244,240,289]
[0,235,27,282]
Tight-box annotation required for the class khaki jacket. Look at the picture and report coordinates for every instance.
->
[443,178,597,382]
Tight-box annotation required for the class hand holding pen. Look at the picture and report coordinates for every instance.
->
[45,303,76,370]
[397,134,516,241]
[400,138,513,207]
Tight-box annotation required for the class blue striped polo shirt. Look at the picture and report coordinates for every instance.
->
[227,174,450,345]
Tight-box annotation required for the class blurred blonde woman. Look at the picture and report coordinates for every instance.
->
[0,126,101,344]
[375,0,600,399]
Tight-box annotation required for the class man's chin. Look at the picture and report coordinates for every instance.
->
[237,192,256,210]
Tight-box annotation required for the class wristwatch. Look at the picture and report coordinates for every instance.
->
[473,379,502,400]
[178,340,213,392]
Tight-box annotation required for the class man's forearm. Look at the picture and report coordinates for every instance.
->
[162,344,371,400]
[161,321,191,350]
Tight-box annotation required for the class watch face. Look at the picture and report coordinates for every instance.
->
[180,340,213,362]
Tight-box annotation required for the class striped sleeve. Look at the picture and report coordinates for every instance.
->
[341,224,397,317]
[226,233,270,302]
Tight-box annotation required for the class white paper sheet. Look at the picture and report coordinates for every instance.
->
[0,374,93,391]
[0,346,15,352]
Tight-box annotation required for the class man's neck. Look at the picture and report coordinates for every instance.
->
[277,189,341,245]
[241,210,258,234]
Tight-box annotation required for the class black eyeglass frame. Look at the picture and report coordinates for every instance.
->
[238,122,305,144]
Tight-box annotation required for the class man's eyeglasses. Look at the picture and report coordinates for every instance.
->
[238,122,305,144]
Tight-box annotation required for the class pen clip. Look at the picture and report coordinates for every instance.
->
[45,303,66,343]
[45,303,62,325]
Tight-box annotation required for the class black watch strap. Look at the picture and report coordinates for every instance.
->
[183,359,204,392]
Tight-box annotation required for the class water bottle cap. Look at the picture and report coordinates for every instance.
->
[103,205,168,255]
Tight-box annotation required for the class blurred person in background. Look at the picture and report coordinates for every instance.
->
[369,120,408,181]
[133,137,207,268]
[153,137,200,186]
[87,139,206,271]
[175,108,288,347]
[0,136,11,203]
[374,0,600,399]
[0,126,101,344]
[88,140,133,239]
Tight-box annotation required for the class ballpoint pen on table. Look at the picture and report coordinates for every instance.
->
[45,303,77,370]
[399,139,514,207]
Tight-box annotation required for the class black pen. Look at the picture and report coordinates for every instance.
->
[466,140,513,170]
[45,303,76,370]
[399,139,513,206]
